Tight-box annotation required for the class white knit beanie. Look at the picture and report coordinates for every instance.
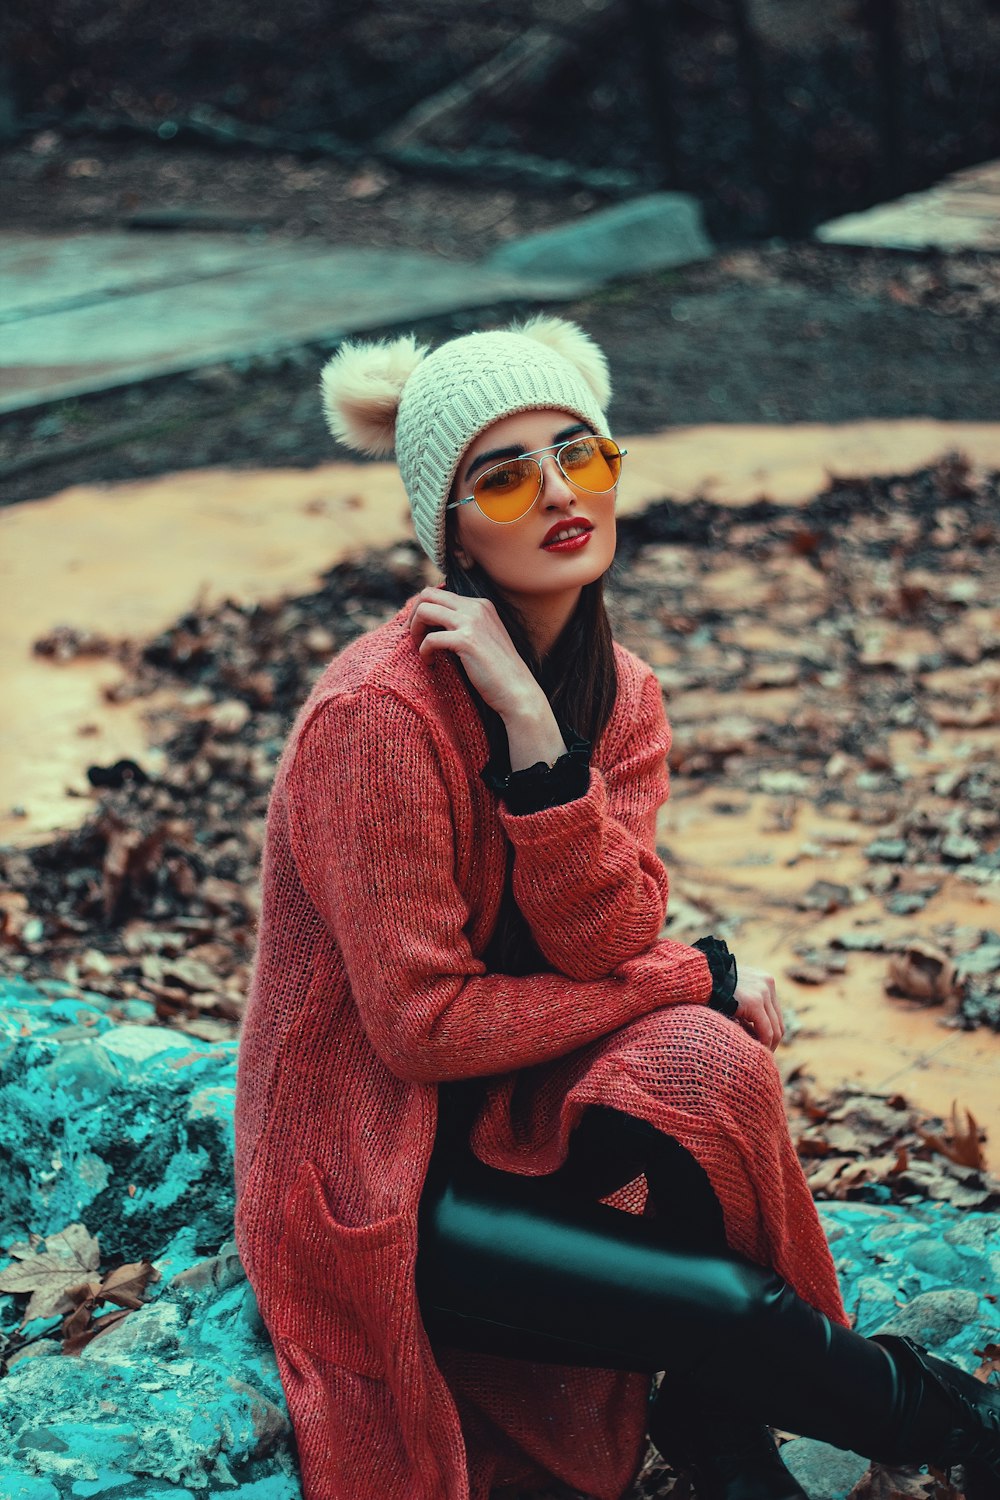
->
[319,315,611,570]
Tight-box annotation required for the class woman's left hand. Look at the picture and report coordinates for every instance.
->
[731,966,785,1051]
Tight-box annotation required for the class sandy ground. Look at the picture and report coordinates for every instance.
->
[3,415,999,1156]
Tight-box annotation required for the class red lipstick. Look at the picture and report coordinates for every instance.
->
[541,520,594,550]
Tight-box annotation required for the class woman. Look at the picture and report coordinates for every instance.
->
[233,316,999,1500]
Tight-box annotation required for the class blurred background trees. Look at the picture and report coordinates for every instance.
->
[4,0,999,240]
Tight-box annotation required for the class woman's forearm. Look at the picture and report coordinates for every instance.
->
[502,691,568,772]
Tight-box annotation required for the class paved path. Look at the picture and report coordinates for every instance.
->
[817,157,1000,251]
[0,194,711,415]
[0,231,586,415]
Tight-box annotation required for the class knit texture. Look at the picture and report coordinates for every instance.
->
[233,600,849,1500]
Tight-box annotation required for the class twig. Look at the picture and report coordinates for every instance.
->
[376,28,574,151]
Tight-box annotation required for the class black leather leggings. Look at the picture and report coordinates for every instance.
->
[415,1105,899,1452]
[416,1104,747,1372]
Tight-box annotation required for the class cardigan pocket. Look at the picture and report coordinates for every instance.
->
[273,1157,414,1379]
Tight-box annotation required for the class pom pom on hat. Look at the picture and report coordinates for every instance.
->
[511,314,611,409]
[320,334,428,456]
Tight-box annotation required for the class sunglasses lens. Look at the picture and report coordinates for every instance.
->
[473,459,540,521]
[561,437,622,491]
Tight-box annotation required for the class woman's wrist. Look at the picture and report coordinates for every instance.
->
[502,692,567,772]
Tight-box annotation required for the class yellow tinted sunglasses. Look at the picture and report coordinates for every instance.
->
[447,435,626,524]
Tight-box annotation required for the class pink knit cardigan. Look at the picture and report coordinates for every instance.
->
[233,598,848,1500]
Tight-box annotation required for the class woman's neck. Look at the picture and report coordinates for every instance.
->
[501,585,581,660]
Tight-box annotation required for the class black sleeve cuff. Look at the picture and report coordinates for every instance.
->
[481,724,592,815]
[692,936,740,1016]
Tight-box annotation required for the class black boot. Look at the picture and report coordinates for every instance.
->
[654,1268,1000,1494]
[649,1383,808,1500]
[868,1333,1000,1494]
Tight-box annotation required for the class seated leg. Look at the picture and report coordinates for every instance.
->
[416,1145,782,1373]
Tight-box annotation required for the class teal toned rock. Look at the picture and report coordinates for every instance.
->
[779,1438,869,1500]
[0,990,235,1256]
[0,1474,61,1500]
[0,1235,295,1495]
[0,981,294,1496]
[878,1287,982,1347]
[486,193,714,283]
[1,977,998,1496]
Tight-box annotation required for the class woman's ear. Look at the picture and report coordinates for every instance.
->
[446,507,473,571]
[452,535,473,571]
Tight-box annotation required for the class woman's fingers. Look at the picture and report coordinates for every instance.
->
[733,970,783,1051]
[409,599,460,648]
[406,591,539,718]
[417,585,460,601]
[747,999,776,1051]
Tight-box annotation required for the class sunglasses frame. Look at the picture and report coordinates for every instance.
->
[446,435,627,525]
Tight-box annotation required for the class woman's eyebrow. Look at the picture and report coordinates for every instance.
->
[463,424,591,484]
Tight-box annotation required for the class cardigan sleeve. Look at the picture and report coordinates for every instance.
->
[497,668,673,981]
[285,686,712,1084]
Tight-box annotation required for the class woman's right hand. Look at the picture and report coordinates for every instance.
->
[730,965,785,1051]
[408,587,545,721]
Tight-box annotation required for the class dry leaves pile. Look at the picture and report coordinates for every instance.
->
[0,1222,157,1368]
[1,547,429,1041]
[613,455,1000,1032]
[785,1082,999,1211]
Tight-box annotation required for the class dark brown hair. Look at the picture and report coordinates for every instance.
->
[443,516,618,973]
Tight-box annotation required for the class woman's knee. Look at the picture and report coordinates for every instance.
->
[624,1005,784,1125]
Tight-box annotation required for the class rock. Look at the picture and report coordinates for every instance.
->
[0,978,298,1497]
[849,1273,903,1334]
[877,1288,981,1347]
[779,1438,869,1500]
[905,1237,964,1279]
[0,1477,61,1500]
[0,1222,296,1497]
[943,1216,998,1253]
[0,989,236,1258]
[485,192,713,284]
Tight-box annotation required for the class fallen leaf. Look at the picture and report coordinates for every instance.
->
[847,1461,960,1497]
[887,942,961,1005]
[915,1100,987,1171]
[786,961,832,984]
[100,813,168,920]
[161,955,219,991]
[99,1259,159,1311]
[0,1224,101,1324]
[799,880,853,914]
[63,1305,131,1356]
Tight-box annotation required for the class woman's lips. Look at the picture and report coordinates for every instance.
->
[541,524,594,551]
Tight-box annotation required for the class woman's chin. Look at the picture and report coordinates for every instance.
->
[504,544,616,594]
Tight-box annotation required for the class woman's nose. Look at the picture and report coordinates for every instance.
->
[539,454,576,506]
